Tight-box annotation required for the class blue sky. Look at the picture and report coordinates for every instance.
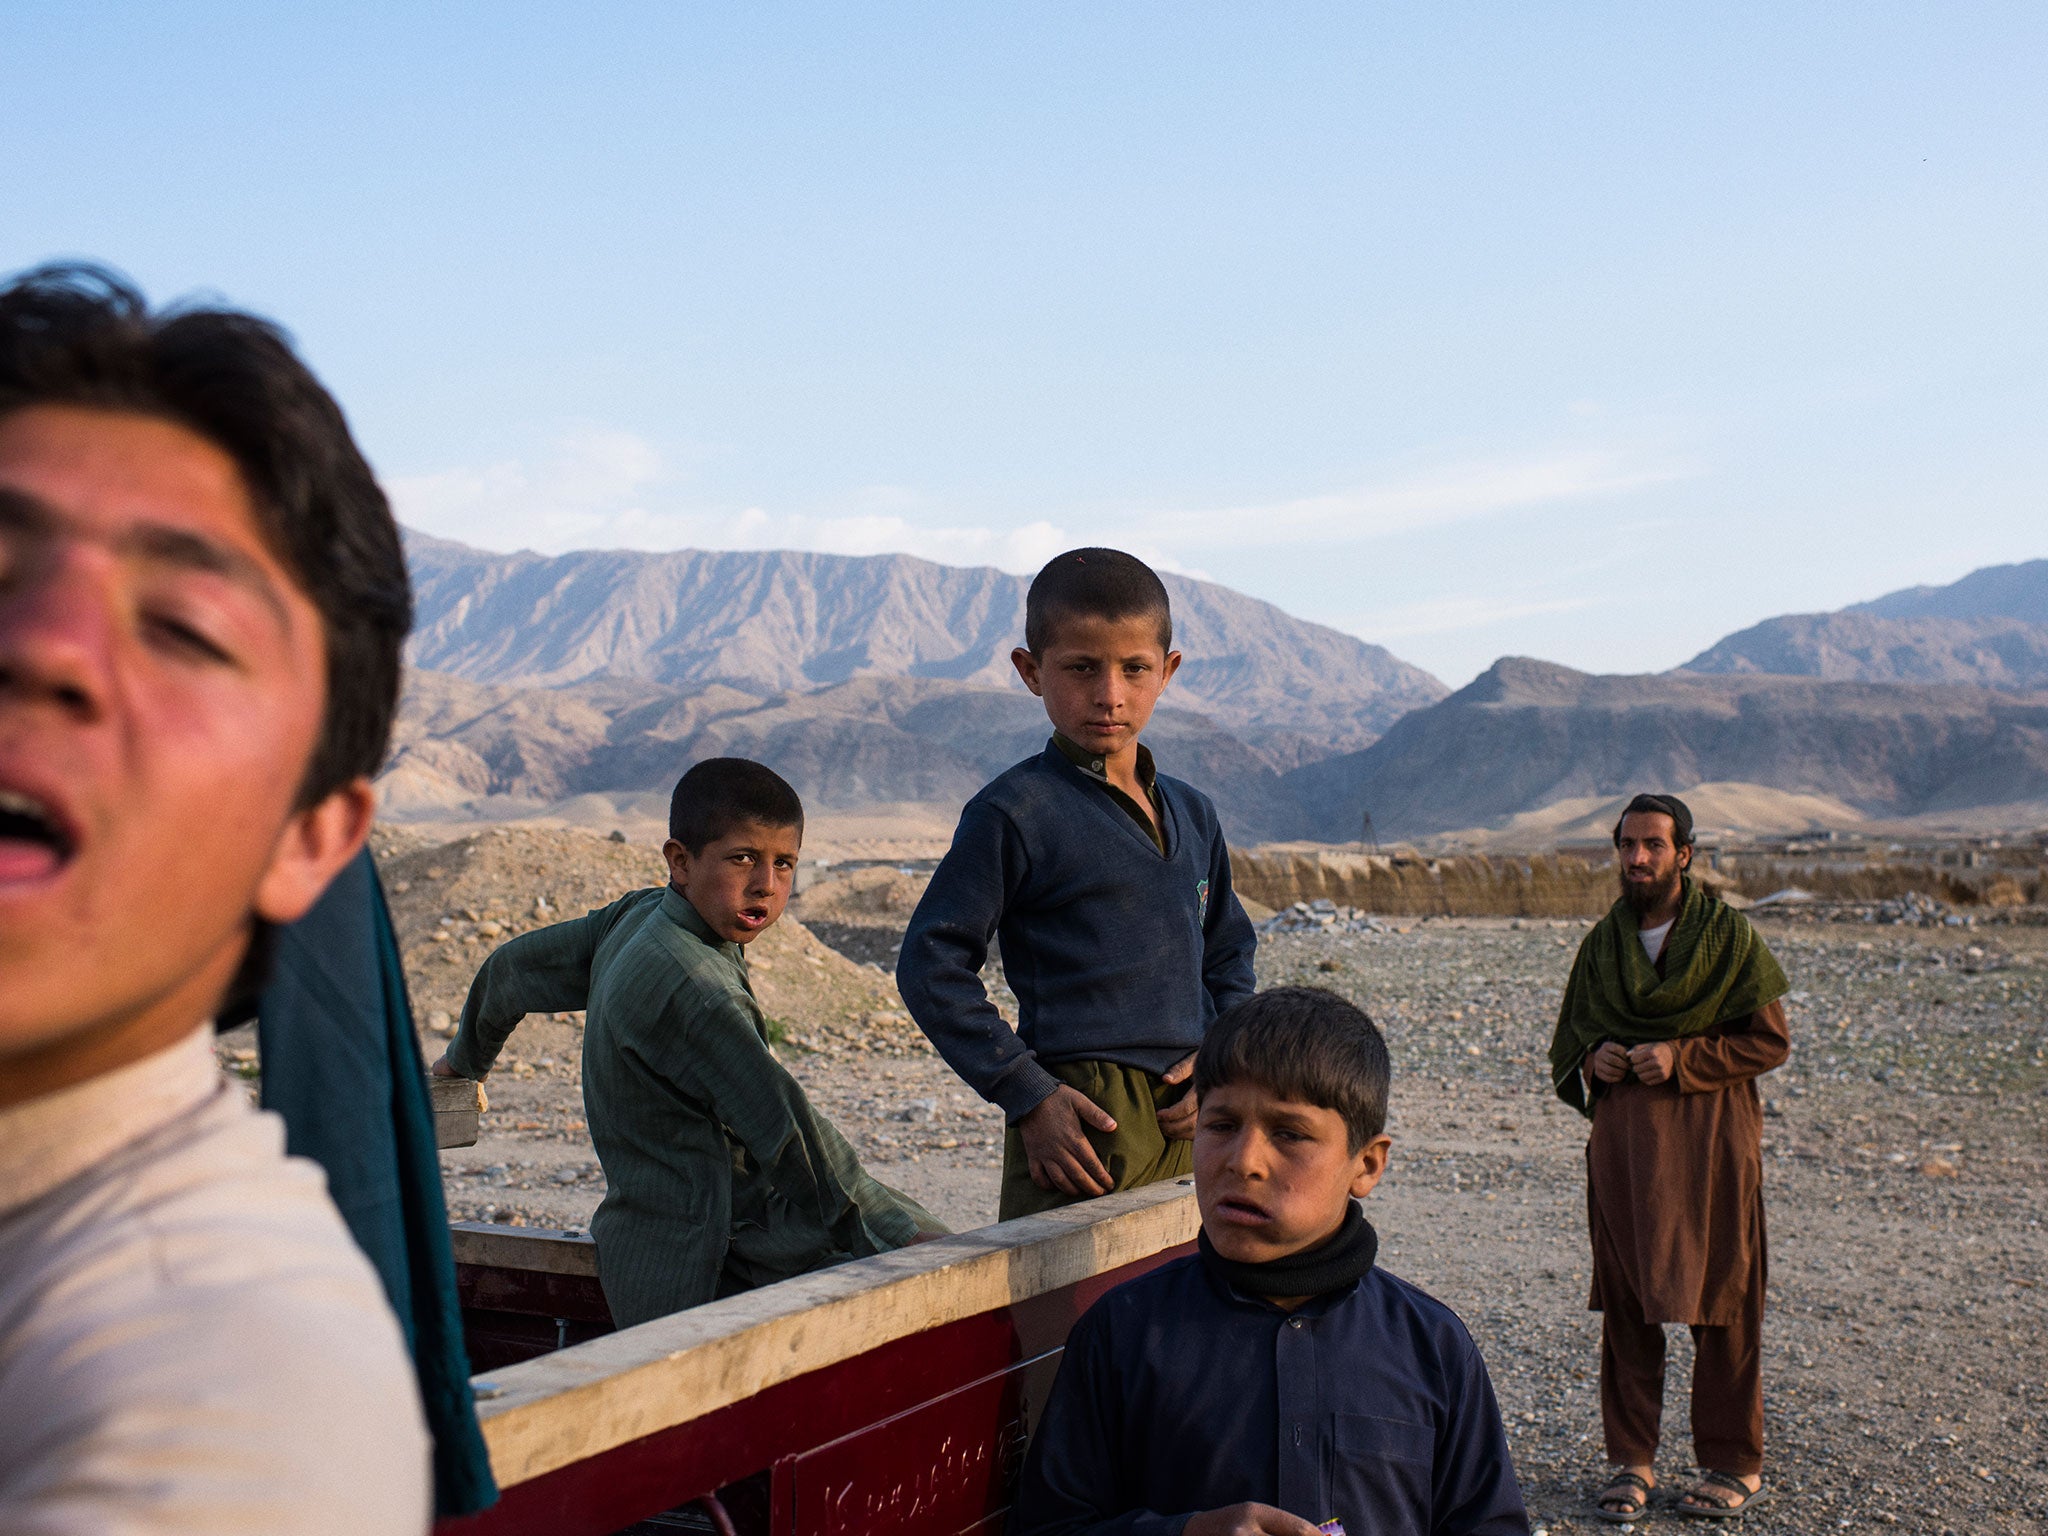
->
[7,3,2045,685]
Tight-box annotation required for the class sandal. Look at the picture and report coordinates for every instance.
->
[1592,1469,1655,1523]
[1676,1470,1765,1520]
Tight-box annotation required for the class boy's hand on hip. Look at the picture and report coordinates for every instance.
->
[1183,1503,1323,1536]
[1155,1052,1198,1141]
[1628,1041,1677,1085]
[1019,1085,1117,1197]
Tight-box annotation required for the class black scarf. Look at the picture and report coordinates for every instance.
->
[1198,1201,1379,1299]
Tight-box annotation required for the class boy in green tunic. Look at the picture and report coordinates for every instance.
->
[436,759,942,1327]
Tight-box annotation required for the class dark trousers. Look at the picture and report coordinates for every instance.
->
[1600,1285,1764,1476]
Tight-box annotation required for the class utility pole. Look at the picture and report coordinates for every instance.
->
[1360,810,1379,855]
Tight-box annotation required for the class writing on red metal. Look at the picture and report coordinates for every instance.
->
[795,1364,1038,1536]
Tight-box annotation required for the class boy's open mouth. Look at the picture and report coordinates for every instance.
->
[0,785,79,885]
[733,905,771,930]
[1212,1196,1272,1225]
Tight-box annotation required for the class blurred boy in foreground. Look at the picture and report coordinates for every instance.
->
[0,265,428,1532]
[437,757,942,1327]
[1014,988,1528,1536]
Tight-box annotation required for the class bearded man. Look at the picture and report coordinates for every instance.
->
[1549,794,1789,1523]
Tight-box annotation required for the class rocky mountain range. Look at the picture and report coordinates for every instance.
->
[1286,657,2048,840]
[1681,558,2048,692]
[383,666,1308,843]
[386,536,2048,845]
[404,532,1445,766]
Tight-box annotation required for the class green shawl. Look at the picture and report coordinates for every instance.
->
[1549,877,1787,1118]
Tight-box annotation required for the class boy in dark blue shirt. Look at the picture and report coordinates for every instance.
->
[1013,988,1529,1536]
[897,548,1258,1220]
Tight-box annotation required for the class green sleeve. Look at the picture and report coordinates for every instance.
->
[633,978,892,1256]
[445,896,634,1078]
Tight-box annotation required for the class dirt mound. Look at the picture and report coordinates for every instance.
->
[374,826,928,1057]
[795,865,933,925]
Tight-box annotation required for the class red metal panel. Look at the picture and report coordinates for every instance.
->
[787,1353,1056,1536]
[437,1243,1192,1536]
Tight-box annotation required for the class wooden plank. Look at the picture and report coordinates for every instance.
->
[451,1222,600,1278]
[439,1242,1190,1536]
[432,1075,485,1149]
[470,1179,1199,1491]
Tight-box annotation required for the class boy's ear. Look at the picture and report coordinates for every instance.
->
[1349,1133,1393,1200]
[1010,646,1043,696]
[1161,649,1183,687]
[662,838,692,887]
[252,778,376,926]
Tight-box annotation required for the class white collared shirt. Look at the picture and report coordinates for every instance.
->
[0,1027,431,1534]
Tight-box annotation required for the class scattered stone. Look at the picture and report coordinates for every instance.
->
[1262,901,1396,935]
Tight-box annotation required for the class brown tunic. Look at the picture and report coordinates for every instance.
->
[1585,997,1789,1327]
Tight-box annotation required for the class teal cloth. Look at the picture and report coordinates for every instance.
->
[257,849,497,1518]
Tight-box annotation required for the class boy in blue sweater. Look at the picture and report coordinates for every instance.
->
[1013,988,1528,1536]
[897,548,1258,1220]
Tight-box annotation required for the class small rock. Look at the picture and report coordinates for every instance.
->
[608,830,627,843]
[427,1010,454,1037]
[1921,1157,1961,1179]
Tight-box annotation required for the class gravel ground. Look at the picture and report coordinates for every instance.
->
[398,861,2048,1534]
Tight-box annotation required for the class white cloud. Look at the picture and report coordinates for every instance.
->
[389,433,1083,573]
[388,427,669,552]
[1132,449,1688,550]
[387,432,1686,589]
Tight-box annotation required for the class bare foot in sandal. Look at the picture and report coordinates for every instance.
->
[1594,1465,1655,1523]
[1677,1469,1762,1519]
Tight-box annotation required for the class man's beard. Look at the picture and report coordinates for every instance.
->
[1620,867,1682,917]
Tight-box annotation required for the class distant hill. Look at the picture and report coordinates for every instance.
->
[383,667,1310,845]
[1682,558,2048,691]
[1284,657,2048,840]
[1851,558,2048,623]
[403,532,1445,766]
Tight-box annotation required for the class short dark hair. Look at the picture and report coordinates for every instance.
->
[1195,987,1390,1151]
[0,263,410,805]
[668,757,804,852]
[1612,792,1695,849]
[1024,547,1172,655]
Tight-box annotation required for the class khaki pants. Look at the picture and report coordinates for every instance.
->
[998,1060,1193,1222]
